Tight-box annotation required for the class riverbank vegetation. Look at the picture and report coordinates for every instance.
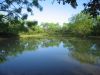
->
[0,12,100,38]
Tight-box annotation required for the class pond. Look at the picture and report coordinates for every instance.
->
[0,37,100,75]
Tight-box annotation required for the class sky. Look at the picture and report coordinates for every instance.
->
[0,0,89,25]
[27,0,90,25]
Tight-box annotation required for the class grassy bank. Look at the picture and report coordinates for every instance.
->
[19,34,45,38]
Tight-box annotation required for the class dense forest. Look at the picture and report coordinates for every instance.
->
[0,12,100,37]
[0,0,100,37]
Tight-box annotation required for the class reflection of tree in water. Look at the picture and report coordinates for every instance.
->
[0,51,6,63]
[0,38,43,63]
[0,37,100,64]
[0,37,62,63]
[63,38,100,64]
[41,37,100,64]
[41,38,61,48]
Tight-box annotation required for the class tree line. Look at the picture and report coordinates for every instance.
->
[0,12,100,37]
[0,0,100,37]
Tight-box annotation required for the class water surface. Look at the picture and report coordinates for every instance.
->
[0,37,100,75]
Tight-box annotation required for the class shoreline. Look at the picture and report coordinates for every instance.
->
[0,34,100,39]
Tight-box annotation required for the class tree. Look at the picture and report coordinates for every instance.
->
[57,0,100,17]
[69,13,94,36]
[61,23,69,34]
[0,0,43,20]
[0,14,9,33]
[92,16,100,35]
[41,23,61,34]
[26,21,38,28]
[83,0,100,18]
[0,0,100,19]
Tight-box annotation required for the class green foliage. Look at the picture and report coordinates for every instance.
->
[0,14,9,33]
[83,0,100,18]
[0,12,100,37]
[26,21,38,28]
[34,26,44,33]
[92,16,100,36]
[0,0,100,20]
[0,0,43,20]
[0,14,28,35]
[61,23,70,34]
[41,23,61,35]
[68,13,94,36]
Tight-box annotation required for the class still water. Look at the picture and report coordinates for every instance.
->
[0,37,100,75]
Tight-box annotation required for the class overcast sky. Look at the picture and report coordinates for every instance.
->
[27,0,89,25]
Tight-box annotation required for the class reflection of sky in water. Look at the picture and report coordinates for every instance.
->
[24,43,29,48]
[91,44,97,50]
[0,38,100,75]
